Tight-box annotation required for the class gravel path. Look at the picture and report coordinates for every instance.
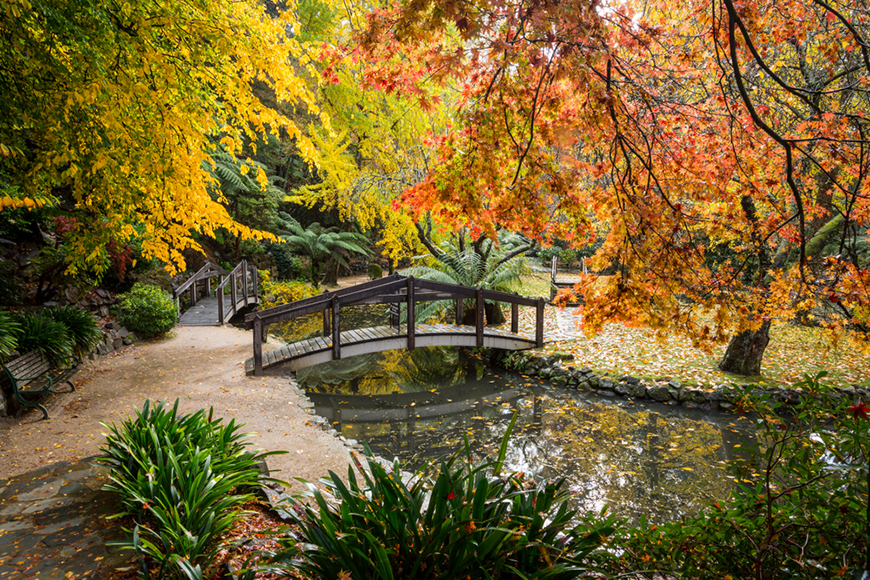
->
[0,325,352,489]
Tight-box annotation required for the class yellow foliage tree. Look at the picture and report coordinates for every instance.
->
[0,0,325,273]
[285,0,456,264]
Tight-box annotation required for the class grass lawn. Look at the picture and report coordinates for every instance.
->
[513,274,869,390]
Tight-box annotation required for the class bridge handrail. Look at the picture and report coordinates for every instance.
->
[245,273,403,325]
[174,261,227,298]
[175,259,257,325]
[247,273,545,376]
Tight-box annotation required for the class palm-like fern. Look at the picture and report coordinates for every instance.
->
[276,213,370,287]
[402,232,535,324]
[205,147,284,238]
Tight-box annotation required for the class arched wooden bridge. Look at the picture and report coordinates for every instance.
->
[244,274,547,376]
[174,260,258,326]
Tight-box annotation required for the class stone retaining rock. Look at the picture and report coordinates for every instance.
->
[492,349,870,413]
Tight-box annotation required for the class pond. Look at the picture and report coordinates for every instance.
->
[291,346,757,525]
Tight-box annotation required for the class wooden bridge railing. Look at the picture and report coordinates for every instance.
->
[244,274,545,376]
[174,259,258,325]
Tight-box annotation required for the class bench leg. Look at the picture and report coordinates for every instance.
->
[16,401,49,420]
[64,379,75,392]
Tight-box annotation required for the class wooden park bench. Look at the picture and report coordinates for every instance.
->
[0,351,79,419]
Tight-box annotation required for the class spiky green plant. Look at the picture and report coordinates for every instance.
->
[0,309,20,362]
[253,413,618,580]
[99,399,285,580]
[47,305,102,354]
[13,311,74,362]
[276,213,370,287]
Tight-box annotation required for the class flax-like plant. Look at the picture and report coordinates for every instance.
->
[0,309,20,361]
[12,310,74,363]
[99,400,285,580]
[253,413,618,580]
[47,305,102,354]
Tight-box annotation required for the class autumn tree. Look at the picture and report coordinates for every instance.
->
[355,0,870,376]
[0,0,323,273]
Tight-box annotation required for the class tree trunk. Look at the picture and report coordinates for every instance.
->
[323,258,339,286]
[462,302,506,326]
[718,320,771,376]
[484,301,506,325]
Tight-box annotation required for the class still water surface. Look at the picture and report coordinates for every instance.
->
[289,346,756,524]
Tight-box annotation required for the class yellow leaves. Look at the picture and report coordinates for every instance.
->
[0,195,54,210]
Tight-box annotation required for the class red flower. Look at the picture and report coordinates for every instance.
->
[848,403,870,420]
[446,491,457,500]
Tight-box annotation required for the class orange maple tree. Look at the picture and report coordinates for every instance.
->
[356,0,870,376]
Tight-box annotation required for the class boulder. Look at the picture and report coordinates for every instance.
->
[614,382,630,396]
[598,378,614,391]
[648,385,673,402]
[629,382,648,398]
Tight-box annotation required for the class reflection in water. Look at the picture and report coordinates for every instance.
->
[293,347,756,524]
[272,305,389,345]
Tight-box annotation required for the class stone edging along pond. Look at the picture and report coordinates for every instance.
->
[488,349,869,411]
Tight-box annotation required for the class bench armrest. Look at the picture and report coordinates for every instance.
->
[52,354,81,370]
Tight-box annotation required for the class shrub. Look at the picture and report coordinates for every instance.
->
[257,414,618,580]
[47,306,102,354]
[117,283,178,337]
[260,280,318,309]
[12,311,74,362]
[615,372,870,580]
[99,399,283,580]
[0,309,20,361]
[268,243,306,281]
[367,261,383,280]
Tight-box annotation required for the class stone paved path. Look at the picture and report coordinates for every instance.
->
[0,457,133,579]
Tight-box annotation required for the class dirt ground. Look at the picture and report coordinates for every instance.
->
[0,325,353,491]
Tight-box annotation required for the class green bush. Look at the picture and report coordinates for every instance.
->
[615,372,870,580]
[257,414,617,580]
[12,311,74,363]
[99,399,283,580]
[0,309,20,361]
[268,243,306,281]
[117,283,178,337]
[47,306,102,354]
[367,261,383,280]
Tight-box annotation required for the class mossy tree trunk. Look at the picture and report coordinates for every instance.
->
[718,320,771,376]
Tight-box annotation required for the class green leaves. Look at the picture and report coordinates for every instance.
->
[263,415,617,580]
[99,399,283,580]
[117,283,178,337]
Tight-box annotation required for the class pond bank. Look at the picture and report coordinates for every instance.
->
[491,348,868,411]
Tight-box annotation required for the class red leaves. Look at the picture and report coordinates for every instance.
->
[848,403,870,421]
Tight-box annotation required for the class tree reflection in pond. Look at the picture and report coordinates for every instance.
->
[294,346,755,524]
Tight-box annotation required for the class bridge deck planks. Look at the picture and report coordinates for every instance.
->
[178,296,259,327]
[246,323,552,375]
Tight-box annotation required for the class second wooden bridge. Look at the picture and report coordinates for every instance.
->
[244,274,547,376]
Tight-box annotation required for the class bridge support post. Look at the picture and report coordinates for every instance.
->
[455,298,463,325]
[550,256,557,301]
[511,293,519,334]
[535,298,544,348]
[407,276,415,350]
[218,290,225,325]
[253,317,263,376]
[332,297,341,360]
[242,260,249,307]
[206,277,211,296]
[251,264,258,302]
[476,288,484,347]
[322,290,331,335]
[231,271,238,312]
